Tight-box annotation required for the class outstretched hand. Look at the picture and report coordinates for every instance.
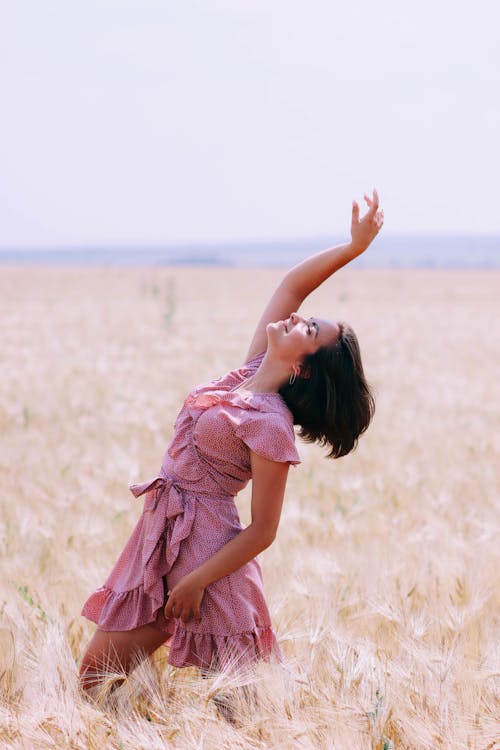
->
[164,574,205,624]
[350,188,384,255]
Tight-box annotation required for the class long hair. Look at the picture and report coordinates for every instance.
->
[278,322,375,458]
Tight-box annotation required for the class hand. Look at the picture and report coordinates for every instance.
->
[164,574,205,624]
[350,188,384,255]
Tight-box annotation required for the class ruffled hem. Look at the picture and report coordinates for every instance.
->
[81,583,173,634]
[168,623,281,672]
[81,584,280,672]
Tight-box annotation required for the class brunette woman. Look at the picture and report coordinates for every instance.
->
[80,190,383,690]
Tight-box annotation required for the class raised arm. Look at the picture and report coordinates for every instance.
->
[244,189,384,362]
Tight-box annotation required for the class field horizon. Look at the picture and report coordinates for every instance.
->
[1,266,498,749]
[1,233,499,270]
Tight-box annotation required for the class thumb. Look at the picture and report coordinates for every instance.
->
[352,200,360,223]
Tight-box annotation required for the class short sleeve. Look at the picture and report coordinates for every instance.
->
[243,351,266,370]
[236,410,301,466]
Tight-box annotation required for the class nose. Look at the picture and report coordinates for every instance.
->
[290,312,304,325]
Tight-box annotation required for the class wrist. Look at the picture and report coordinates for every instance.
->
[187,568,208,590]
[347,239,367,257]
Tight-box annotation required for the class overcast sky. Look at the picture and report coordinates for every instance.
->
[1,0,499,247]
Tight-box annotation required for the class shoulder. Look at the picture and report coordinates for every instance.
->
[235,398,300,466]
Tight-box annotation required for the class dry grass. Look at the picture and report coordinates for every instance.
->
[0,265,499,749]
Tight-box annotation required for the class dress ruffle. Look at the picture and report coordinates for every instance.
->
[167,623,280,671]
[82,475,195,630]
[82,352,291,672]
[81,581,174,633]
[83,583,279,671]
[234,409,301,464]
[184,389,301,467]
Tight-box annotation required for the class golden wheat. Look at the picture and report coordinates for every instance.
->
[0,266,498,749]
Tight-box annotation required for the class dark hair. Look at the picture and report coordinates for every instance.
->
[278,322,375,458]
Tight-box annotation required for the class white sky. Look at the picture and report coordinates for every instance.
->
[1,0,499,247]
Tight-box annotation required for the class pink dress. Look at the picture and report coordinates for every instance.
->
[81,353,300,671]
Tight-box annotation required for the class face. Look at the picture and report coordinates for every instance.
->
[267,312,340,365]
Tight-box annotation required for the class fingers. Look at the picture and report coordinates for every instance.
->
[165,598,200,623]
[363,188,379,207]
[165,593,180,620]
[364,188,379,219]
[165,601,188,621]
[164,580,204,624]
[354,189,380,222]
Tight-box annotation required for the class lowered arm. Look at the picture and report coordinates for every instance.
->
[164,451,289,623]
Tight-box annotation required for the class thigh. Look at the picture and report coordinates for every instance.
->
[79,623,169,692]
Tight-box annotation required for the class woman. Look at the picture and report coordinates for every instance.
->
[80,190,384,691]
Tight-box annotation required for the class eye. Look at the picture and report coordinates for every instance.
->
[309,320,319,338]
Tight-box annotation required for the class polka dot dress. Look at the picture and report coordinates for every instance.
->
[81,352,300,671]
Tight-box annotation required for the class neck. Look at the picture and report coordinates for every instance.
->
[242,351,291,393]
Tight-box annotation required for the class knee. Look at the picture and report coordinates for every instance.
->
[79,655,125,696]
[79,656,100,694]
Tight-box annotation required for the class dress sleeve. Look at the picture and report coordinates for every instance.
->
[243,350,266,370]
[236,410,301,466]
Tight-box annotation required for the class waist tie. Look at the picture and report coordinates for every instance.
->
[129,475,195,611]
[130,475,184,516]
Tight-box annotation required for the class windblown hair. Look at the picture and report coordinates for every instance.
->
[279,322,375,458]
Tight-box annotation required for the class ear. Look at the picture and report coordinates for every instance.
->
[296,362,311,380]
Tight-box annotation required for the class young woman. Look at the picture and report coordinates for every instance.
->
[80,190,384,691]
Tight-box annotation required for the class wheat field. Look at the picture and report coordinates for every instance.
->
[0,265,498,749]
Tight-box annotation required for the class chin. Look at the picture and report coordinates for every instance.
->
[266,321,280,333]
[265,321,282,346]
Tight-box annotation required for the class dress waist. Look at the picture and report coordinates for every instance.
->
[125,472,234,613]
[129,471,234,502]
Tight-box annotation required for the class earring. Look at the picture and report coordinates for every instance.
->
[289,371,296,386]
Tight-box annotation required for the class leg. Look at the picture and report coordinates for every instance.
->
[79,623,169,694]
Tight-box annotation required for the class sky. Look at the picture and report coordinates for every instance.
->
[1,0,499,248]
